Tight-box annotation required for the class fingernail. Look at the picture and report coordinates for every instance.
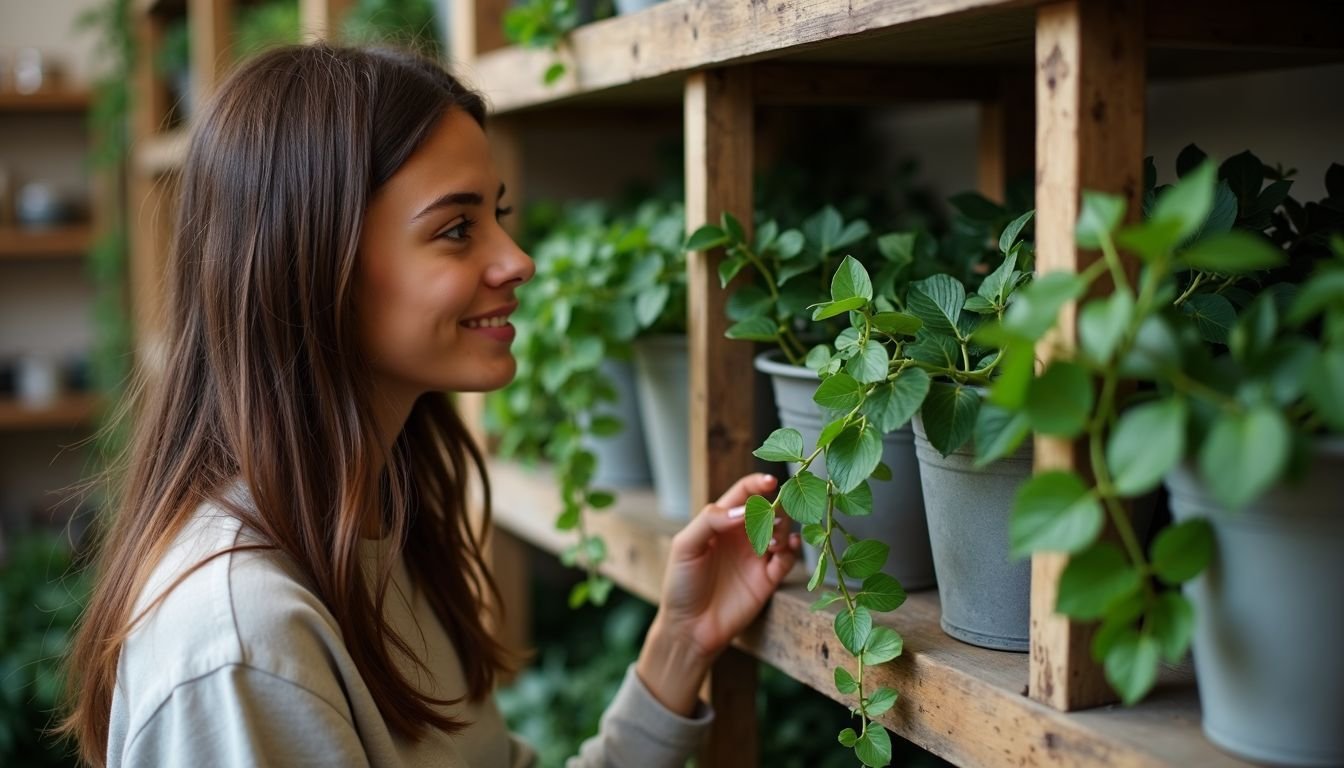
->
[770,538,777,547]
[774,516,782,525]
[728,505,746,519]
[763,473,777,483]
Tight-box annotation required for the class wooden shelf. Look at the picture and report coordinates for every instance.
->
[136,129,190,177]
[0,90,92,113]
[0,225,92,259]
[467,0,1343,115]
[0,394,101,431]
[486,459,1252,768]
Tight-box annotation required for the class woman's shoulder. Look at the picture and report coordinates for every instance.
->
[116,497,352,730]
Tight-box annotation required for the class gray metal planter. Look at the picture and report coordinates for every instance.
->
[582,358,653,488]
[913,412,1032,652]
[1166,439,1344,767]
[755,352,936,591]
[632,335,690,520]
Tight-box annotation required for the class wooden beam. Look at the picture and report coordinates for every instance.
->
[685,67,758,767]
[188,0,233,104]
[977,72,1035,202]
[129,12,175,363]
[1031,0,1146,712]
[1147,0,1344,53]
[299,0,352,42]
[450,0,511,63]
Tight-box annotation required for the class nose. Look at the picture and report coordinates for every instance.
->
[485,228,534,289]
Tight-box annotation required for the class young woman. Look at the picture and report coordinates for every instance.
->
[60,45,800,767]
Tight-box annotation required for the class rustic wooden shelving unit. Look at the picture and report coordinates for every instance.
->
[0,225,93,260]
[0,90,92,113]
[0,394,102,431]
[451,1,1343,766]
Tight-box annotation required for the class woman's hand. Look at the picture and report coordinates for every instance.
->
[635,473,800,715]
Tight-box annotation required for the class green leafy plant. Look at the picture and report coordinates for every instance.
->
[342,0,442,56]
[489,199,685,607]
[503,0,582,85]
[685,200,1033,767]
[0,532,90,766]
[988,149,1344,704]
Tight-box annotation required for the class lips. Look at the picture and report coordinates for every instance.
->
[460,303,518,341]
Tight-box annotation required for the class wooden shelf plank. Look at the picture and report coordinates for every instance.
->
[487,458,1254,768]
[465,0,1343,115]
[0,225,93,259]
[0,90,92,113]
[0,394,102,431]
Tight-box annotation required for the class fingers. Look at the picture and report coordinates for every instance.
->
[764,533,802,584]
[715,472,777,510]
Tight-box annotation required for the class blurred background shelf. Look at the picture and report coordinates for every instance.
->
[0,90,92,113]
[0,225,93,259]
[0,394,102,431]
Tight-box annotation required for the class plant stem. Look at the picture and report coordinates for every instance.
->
[1172,272,1207,307]
[1099,231,1132,295]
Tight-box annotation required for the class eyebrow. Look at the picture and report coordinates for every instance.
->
[410,183,508,224]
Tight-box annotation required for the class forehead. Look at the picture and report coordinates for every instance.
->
[384,108,494,196]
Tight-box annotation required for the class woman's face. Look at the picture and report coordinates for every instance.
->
[356,108,533,409]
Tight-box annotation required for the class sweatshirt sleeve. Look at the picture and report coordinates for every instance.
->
[565,663,714,768]
[119,664,371,768]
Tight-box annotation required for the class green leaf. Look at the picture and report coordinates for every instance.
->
[1078,292,1135,365]
[635,283,670,327]
[818,417,847,448]
[871,312,922,336]
[811,590,844,611]
[863,368,930,433]
[1194,181,1238,239]
[846,342,890,385]
[1106,398,1187,496]
[871,462,892,482]
[855,725,893,768]
[1076,191,1126,249]
[1091,591,1145,663]
[744,495,776,555]
[827,425,884,494]
[963,295,996,314]
[1115,218,1186,263]
[855,573,907,612]
[1176,143,1207,177]
[920,383,981,456]
[977,251,1018,305]
[1117,315,1182,380]
[780,471,828,525]
[543,62,567,85]
[1148,591,1196,664]
[1180,231,1285,274]
[950,191,1006,222]
[1180,293,1237,345]
[813,296,869,320]
[755,428,805,463]
[999,210,1035,255]
[568,580,589,608]
[861,627,903,666]
[686,224,728,251]
[832,255,874,301]
[838,728,859,748]
[717,255,747,288]
[725,316,779,342]
[840,540,890,580]
[973,403,1030,467]
[1003,272,1086,341]
[1150,518,1214,586]
[1198,406,1290,509]
[834,665,859,695]
[877,232,917,266]
[1024,361,1094,438]
[1220,150,1265,209]
[1105,630,1160,705]
[835,606,873,655]
[721,212,746,243]
[726,285,772,321]
[1151,160,1216,243]
[864,686,899,717]
[1306,346,1344,431]
[1010,471,1104,558]
[808,550,829,591]
[1056,543,1142,621]
[775,229,806,260]
[814,373,864,412]
[587,491,616,509]
[801,524,828,548]
[1288,270,1344,326]
[1230,295,1278,366]
[835,482,873,517]
[907,274,966,337]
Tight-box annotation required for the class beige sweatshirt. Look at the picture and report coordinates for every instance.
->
[106,495,712,767]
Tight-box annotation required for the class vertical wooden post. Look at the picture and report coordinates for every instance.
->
[685,67,758,766]
[977,73,1035,203]
[1031,0,1146,711]
[299,0,352,42]
[128,11,173,365]
[188,0,233,104]
[450,0,511,63]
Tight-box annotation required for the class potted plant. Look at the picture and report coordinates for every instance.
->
[502,0,582,85]
[994,148,1343,765]
[489,198,684,606]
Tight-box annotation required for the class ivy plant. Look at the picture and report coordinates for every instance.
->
[986,152,1344,705]
[686,200,1033,767]
[490,199,685,607]
[503,0,583,85]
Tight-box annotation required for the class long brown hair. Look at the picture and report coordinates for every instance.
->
[60,45,513,765]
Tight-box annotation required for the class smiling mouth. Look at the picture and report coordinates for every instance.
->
[462,315,511,329]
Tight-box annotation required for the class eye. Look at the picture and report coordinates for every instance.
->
[496,205,514,221]
[437,217,476,242]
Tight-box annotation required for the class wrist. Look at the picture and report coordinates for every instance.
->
[635,616,716,717]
